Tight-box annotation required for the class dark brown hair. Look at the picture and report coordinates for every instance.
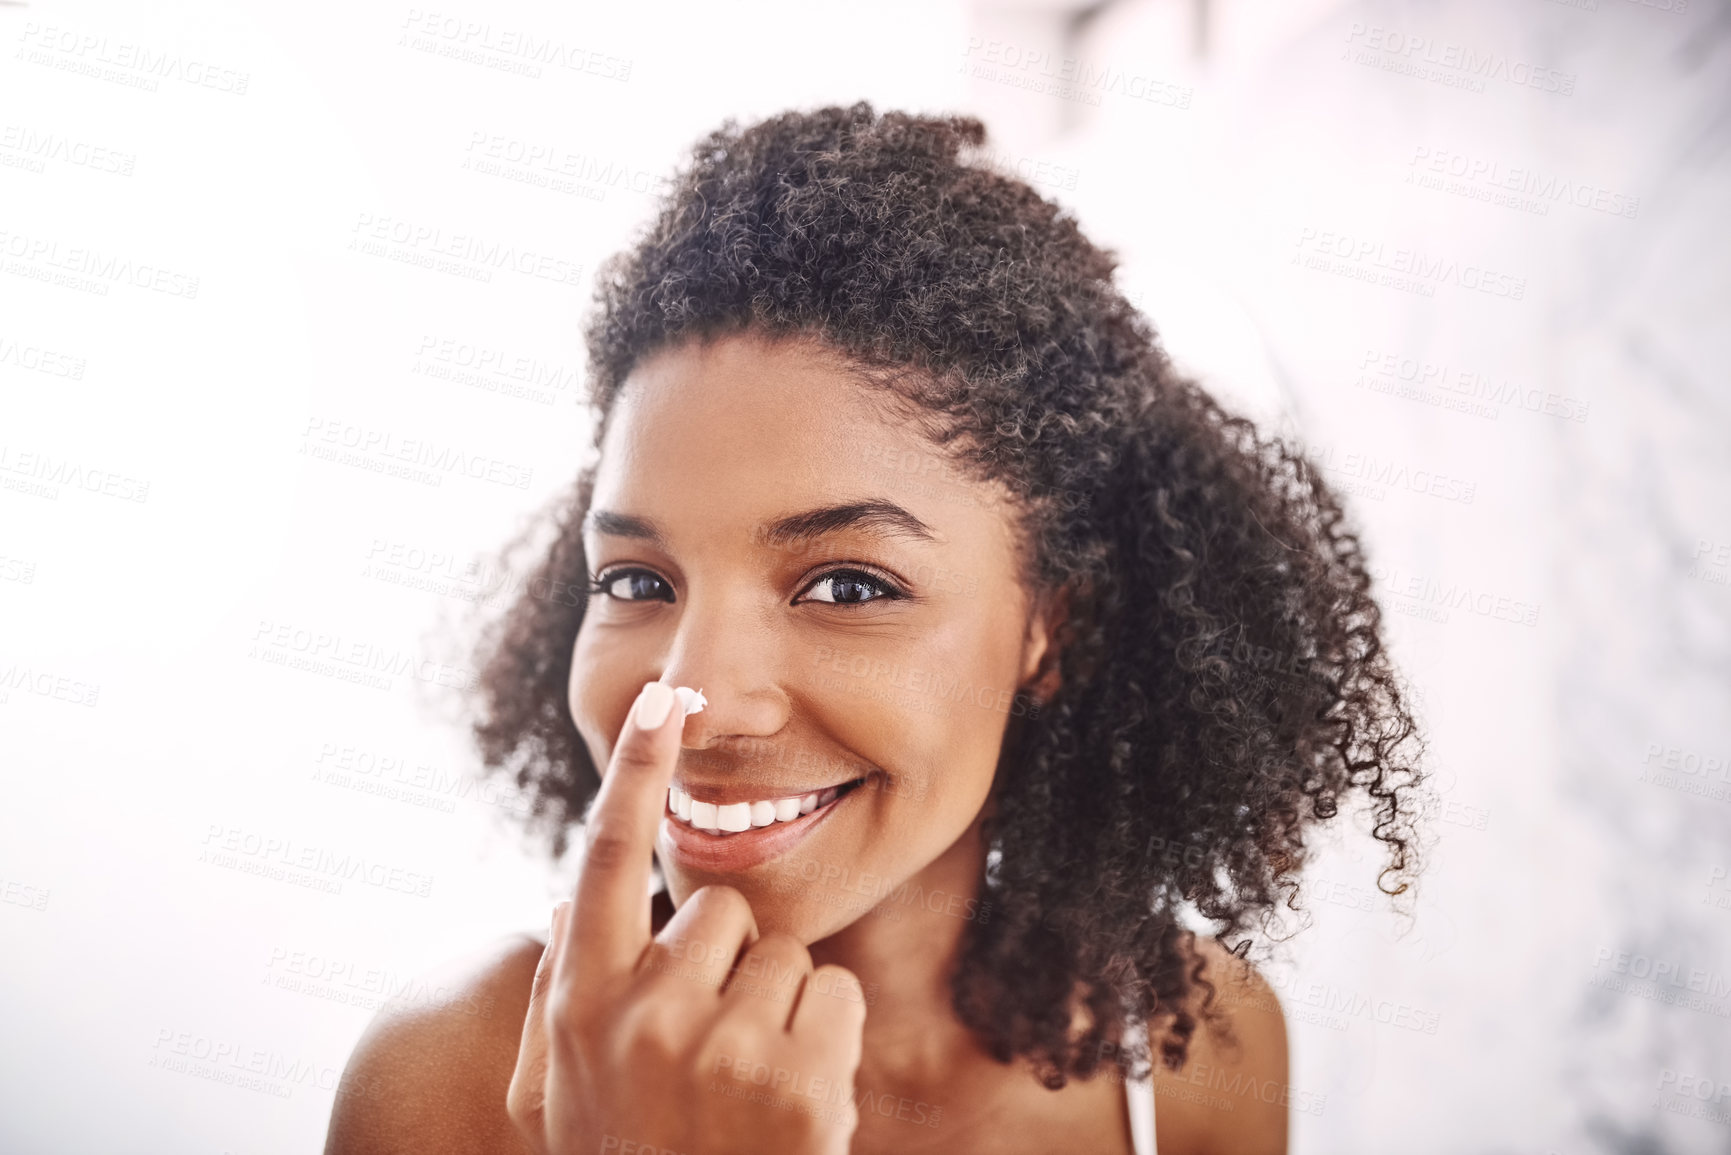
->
[469,102,1425,1087]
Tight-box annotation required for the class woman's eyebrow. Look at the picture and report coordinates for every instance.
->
[582,500,938,550]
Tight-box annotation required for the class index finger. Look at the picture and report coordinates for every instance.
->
[558,679,690,982]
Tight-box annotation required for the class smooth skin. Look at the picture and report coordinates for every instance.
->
[325,334,1289,1155]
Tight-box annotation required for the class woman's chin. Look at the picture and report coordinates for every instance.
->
[663,873,871,945]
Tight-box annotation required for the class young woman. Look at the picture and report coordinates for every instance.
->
[325,103,1423,1155]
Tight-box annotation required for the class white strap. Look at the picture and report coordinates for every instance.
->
[1124,1019,1157,1155]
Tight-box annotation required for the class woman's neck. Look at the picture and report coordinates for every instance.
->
[807,815,998,1095]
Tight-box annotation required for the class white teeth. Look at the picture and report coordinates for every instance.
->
[666,781,858,834]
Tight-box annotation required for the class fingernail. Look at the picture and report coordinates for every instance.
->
[633,680,676,730]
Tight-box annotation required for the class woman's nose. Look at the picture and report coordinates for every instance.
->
[656,603,790,747]
[659,668,788,748]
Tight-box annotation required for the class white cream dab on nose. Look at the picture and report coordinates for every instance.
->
[673,686,707,716]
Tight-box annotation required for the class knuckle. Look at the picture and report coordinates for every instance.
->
[609,742,661,779]
[701,1019,770,1075]
[504,1068,541,1129]
[618,994,690,1064]
[582,826,633,872]
[636,941,682,983]
[845,995,869,1032]
[689,883,753,924]
[809,962,862,998]
[642,954,712,1000]
[735,932,810,998]
[543,986,608,1053]
[801,965,869,1030]
[543,985,579,1029]
[753,929,812,968]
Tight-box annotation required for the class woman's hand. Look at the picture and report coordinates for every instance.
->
[506,680,869,1155]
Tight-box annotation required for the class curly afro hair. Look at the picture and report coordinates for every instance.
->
[469,101,1426,1088]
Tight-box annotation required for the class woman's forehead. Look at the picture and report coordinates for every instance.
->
[611,335,883,435]
[589,336,1022,564]
[599,338,947,502]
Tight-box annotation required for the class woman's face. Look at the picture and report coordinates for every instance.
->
[568,333,1063,943]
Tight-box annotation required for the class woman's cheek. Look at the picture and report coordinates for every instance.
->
[566,630,635,773]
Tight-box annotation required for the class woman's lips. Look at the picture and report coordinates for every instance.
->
[659,780,859,873]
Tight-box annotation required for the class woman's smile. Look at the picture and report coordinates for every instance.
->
[666,771,866,831]
[658,771,871,872]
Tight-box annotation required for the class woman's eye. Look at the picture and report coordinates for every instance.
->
[798,569,904,606]
[588,568,672,602]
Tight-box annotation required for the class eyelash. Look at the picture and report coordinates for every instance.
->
[584,565,908,606]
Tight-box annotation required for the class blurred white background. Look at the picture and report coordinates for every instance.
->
[3,0,1729,1151]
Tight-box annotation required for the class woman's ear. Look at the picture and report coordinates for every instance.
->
[1018,582,1077,708]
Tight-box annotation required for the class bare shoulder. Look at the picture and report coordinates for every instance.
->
[323,933,547,1155]
[1151,936,1290,1155]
